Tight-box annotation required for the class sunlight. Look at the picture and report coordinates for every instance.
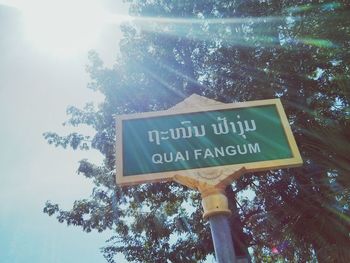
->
[22,0,106,55]
[7,0,130,56]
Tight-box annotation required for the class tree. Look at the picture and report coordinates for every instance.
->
[44,1,350,262]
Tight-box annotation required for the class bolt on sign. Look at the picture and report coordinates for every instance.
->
[116,98,302,186]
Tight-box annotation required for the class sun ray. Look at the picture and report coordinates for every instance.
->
[14,0,130,56]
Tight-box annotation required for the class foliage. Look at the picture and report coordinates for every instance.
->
[43,1,350,262]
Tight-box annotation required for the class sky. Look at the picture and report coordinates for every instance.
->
[0,1,129,262]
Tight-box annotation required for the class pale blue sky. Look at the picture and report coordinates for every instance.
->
[0,1,128,262]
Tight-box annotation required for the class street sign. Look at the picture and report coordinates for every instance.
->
[116,98,302,186]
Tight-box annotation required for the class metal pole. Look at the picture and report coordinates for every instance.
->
[173,172,247,263]
[209,214,237,263]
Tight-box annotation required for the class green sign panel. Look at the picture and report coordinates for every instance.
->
[116,99,302,186]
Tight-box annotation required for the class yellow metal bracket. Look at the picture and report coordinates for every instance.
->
[173,167,246,219]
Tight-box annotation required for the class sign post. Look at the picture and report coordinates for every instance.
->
[173,169,245,263]
[115,94,302,262]
[210,214,237,262]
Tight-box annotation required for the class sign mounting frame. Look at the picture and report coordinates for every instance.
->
[115,96,302,186]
